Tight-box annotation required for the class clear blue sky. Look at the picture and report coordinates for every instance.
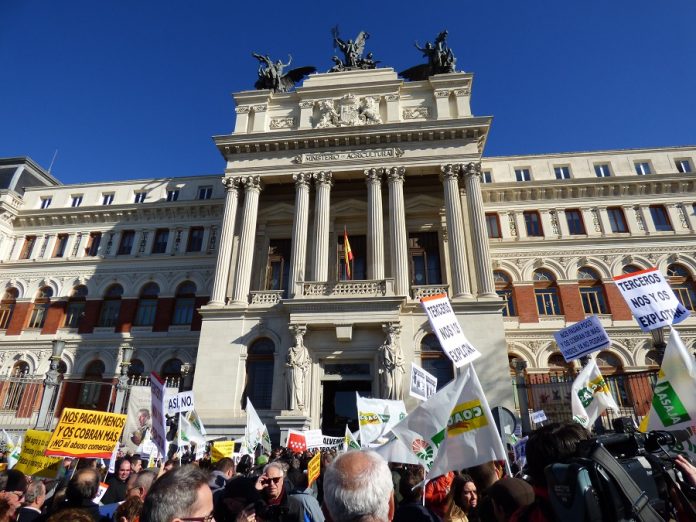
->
[2,0,695,185]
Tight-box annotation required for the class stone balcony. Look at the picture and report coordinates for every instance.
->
[299,279,394,298]
[411,284,449,299]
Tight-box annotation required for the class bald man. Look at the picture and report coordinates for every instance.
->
[322,450,395,522]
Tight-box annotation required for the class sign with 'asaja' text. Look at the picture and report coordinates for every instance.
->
[421,294,481,368]
[613,267,689,332]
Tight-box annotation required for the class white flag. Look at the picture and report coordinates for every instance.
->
[344,425,360,452]
[178,413,206,448]
[261,425,272,454]
[7,436,21,469]
[571,359,619,428]
[373,437,421,465]
[426,365,507,479]
[245,399,265,451]
[2,430,15,451]
[647,328,696,432]
[391,373,468,469]
[356,395,406,445]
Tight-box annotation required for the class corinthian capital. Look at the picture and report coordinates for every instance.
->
[462,162,482,179]
[239,175,262,191]
[386,166,406,183]
[292,172,312,188]
[221,177,240,191]
[440,163,462,180]
[364,168,384,184]
[313,171,334,186]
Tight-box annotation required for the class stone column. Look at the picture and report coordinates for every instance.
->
[463,162,496,297]
[209,177,240,305]
[365,168,385,280]
[386,167,410,296]
[440,164,472,298]
[231,176,262,305]
[288,173,311,298]
[310,171,333,282]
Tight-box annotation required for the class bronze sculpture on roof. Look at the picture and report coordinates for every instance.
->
[400,29,458,81]
[252,53,316,93]
[329,27,378,72]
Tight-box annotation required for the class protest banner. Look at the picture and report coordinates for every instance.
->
[421,293,481,367]
[304,429,323,449]
[287,429,307,453]
[410,363,438,401]
[571,359,619,428]
[45,408,127,459]
[553,315,610,362]
[307,451,321,486]
[150,372,168,459]
[530,410,547,425]
[613,267,689,332]
[13,430,61,478]
[321,435,344,449]
[211,441,235,463]
[167,391,195,415]
[356,396,406,445]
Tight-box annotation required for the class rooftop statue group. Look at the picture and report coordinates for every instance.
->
[252,29,459,93]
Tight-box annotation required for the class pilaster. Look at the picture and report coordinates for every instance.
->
[365,168,385,281]
[310,171,333,282]
[210,177,240,305]
[288,173,311,298]
[231,176,263,305]
[440,164,471,298]
[387,167,409,296]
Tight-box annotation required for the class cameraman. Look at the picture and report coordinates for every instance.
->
[510,422,590,522]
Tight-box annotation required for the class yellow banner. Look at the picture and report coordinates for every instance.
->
[45,408,127,459]
[13,430,62,478]
[307,451,321,486]
[211,441,235,463]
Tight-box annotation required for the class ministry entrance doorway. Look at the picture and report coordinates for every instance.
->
[321,380,372,436]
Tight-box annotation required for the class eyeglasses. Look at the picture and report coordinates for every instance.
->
[181,512,215,522]
[264,476,283,484]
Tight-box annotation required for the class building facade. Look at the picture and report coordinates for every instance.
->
[0,67,695,439]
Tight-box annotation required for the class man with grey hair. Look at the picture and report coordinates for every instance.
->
[141,465,213,522]
[254,461,304,520]
[127,469,158,500]
[17,480,45,522]
[322,450,395,522]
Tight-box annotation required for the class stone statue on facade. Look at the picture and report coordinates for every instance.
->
[378,323,405,400]
[252,53,316,93]
[286,324,311,411]
[329,27,377,72]
[400,29,458,81]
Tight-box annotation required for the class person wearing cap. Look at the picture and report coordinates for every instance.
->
[487,478,534,522]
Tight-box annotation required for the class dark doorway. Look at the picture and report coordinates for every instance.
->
[321,380,372,436]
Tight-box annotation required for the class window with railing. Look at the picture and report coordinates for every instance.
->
[494,271,516,317]
[265,239,291,296]
[28,287,53,329]
[243,339,275,409]
[134,282,159,326]
[337,233,366,281]
[534,269,562,315]
[408,232,442,286]
[3,361,30,410]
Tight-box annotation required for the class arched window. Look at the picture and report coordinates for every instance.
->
[547,352,573,376]
[596,351,623,375]
[65,285,88,329]
[161,358,183,380]
[622,264,642,275]
[645,350,660,367]
[534,269,561,316]
[172,281,196,325]
[494,271,516,317]
[578,267,607,314]
[243,339,275,409]
[98,284,123,327]
[420,334,454,391]
[128,358,145,378]
[667,264,696,310]
[3,361,30,410]
[135,282,160,326]
[0,288,18,329]
[28,287,53,329]
[78,360,105,409]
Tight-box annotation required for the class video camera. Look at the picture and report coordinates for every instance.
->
[544,418,696,521]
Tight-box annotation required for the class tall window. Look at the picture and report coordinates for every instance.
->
[494,271,516,317]
[515,168,531,182]
[607,207,629,233]
[151,229,168,254]
[0,288,18,329]
[338,234,366,281]
[19,236,36,260]
[28,287,53,329]
[565,209,586,235]
[578,267,607,314]
[98,284,123,327]
[523,211,543,237]
[172,281,196,325]
[420,334,454,390]
[65,285,87,328]
[134,191,147,203]
[117,231,135,255]
[78,360,105,409]
[244,338,275,409]
[649,205,673,232]
[186,227,204,252]
[166,189,180,202]
[534,269,561,315]
[71,195,83,207]
[197,186,213,200]
[135,283,159,326]
[667,264,696,310]
[85,232,102,257]
[634,162,652,175]
[40,197,52,209]
[554,166,571,180]
[52,234,69,258]
[676,159,693,173]
[265,239,291,295]
[3,361,30,410]
[102,193,114,205]
[408,232,442,286]
[485,213,502,238]
[594,164,612,177]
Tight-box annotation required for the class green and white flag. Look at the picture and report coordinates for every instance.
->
[356,395,406,446]
[8,436,21,469]
[647,327,696,432]
[344,425,360,452]
[571,358,619,428]
[178,413,206,448]
[245,399,265,451]
[261,425,272,454]
[426,365,507,479]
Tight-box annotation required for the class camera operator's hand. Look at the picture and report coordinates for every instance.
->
[675,454,696,488]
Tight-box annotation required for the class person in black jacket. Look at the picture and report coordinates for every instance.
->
[394,467,441,522]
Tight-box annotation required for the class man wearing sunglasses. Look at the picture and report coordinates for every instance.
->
[254,462,304,521]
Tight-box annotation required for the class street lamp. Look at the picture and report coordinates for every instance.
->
[113,344,134,413]
[36,339,66,429]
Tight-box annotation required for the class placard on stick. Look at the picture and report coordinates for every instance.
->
[553,315,610,362]
[45,408,127,459]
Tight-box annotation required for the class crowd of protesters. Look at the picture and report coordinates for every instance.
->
[1,422,696,522]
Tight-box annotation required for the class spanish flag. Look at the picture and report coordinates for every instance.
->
[344,226,354,280]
